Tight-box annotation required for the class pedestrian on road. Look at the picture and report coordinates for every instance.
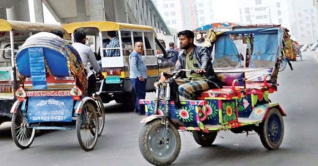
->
[166,42,179,66]
[129,41,147,115]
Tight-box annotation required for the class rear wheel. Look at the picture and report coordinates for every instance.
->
[139,120,181,166]
[11,105,35,149]
[96,96,105,136]
[193,131,217,147]
[259,108,284,150]
[77,102,99,151]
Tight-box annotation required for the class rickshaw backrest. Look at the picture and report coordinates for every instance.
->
[16,35,87,90]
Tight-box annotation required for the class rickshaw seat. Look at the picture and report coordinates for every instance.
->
[16,36,87,91]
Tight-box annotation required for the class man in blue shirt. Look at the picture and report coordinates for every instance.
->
[129,41,147,115]
[166,42,179,66]
[106,31,121,57]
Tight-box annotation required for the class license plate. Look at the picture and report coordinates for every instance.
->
[105,77,121,84]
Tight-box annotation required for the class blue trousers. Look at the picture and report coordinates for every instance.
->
[130,78,147,114]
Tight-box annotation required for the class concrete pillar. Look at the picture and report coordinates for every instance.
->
[113,0,128,23]
[89,0,105,21]
[33,0,44,22]
[104,0,116,22]
[6,0,31,21]
[76,0,87,21]
[0,8,7,19]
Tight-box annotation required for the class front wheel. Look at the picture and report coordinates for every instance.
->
[76,102,99,151]
[11,106,35,149]
[278,59,287,72]
[259,108,284,150]
[139,119,181,166]
[193,131,217,147]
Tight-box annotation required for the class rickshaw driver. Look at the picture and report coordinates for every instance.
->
[72,31,104,95]
[173,30,223,100]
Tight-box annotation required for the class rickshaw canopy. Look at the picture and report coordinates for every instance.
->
[0,19,64,32]
[62,21,154,33]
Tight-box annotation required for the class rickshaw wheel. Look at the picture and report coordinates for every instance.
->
[278,59,287,72]
[96,96,105,136]
[139,119,181,166]
[11,105,35,149]
[76,102,99,151]
[259,108,284,150]
[193,131,217,147]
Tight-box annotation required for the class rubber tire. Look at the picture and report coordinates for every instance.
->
[278,60,287,72]
[11,107,35,149]
[76,102,99,151]
[96,96,105,136]
[139,120,181,166]
[259,108,284,150]
[193,131,217,147]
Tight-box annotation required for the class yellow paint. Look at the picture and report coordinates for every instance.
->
[63,21,154,33]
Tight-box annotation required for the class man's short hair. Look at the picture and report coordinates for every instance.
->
[107,31,117,38]
[50,30,64,38]
[74,31,86,42]
[169,42,174,47]
[177,30,194,39]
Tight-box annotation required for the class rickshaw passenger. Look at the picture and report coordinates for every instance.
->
[174,30,223,100]
[72,31,103,95]
[105,31,121,57]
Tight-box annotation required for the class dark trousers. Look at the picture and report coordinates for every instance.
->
[130,78,147,114]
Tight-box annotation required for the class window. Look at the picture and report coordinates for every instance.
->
[198,3,203,7]
[239,8,242,14]
[164,12,169,16]
[245,8,250,14]
[298,13,302,17]
[255,7,263,11]
[264,15,267,19]
[240,16,243,22]
[170,3,175,7]
[306,17,309,20]
[276,2,280,7]
[166,20,170,25]
[171,12,176,16]
[299,20,303,24]
[300,27,304,31]
[199,10,204,14]
[305,9,308,13]
[301,34,305,38]
[256,15,264,19]
[172,20,176,24]
[200,17,205,21]
[278,18,282,24]
[255,0,262,5]
[277,10,281,16]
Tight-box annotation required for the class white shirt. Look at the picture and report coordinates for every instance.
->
[72,42,100,72]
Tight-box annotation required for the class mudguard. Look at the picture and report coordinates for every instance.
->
[10,100,21,114]
[248,103,286,122]
[74,97,98,114]
[140,115,163,124]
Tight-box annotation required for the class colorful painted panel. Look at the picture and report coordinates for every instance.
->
[203,99,220,125]
[249,105,268,121]
[221,100,238,124]
[216,72,245,86]
[237,95,253,118]
[251,91,270,107]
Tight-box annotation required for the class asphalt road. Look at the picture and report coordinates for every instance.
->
[0,54,317,166]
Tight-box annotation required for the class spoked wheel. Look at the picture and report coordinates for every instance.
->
[11,105,35,149]
[193,131,217,147]
[139,119,181,166]
[76,102,99,151]
[259,108,284,150]
[96,96,105,136]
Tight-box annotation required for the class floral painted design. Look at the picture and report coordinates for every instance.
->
[205,102,218,120]
[222,101,237,122]
[176,107,194,123]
